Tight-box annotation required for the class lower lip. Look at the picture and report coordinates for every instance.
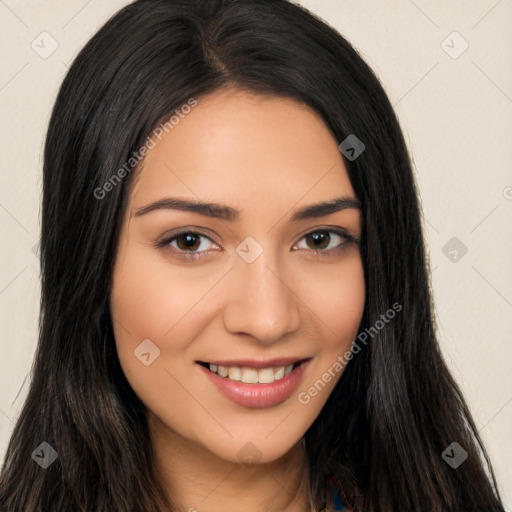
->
[198,360,311,409]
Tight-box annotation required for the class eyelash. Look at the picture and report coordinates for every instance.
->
[154,228,359,262]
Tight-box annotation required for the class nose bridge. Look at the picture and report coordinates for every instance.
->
[223,248,301,343]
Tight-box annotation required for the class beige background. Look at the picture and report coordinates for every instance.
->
[0,0,511,507]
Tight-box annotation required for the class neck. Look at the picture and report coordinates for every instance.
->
[148,413,314,512]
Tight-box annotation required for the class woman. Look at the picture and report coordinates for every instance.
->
[0,0,505,511]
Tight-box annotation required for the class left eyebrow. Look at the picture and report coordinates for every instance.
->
[290,196,361,221]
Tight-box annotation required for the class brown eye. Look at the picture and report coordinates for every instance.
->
[304,231,331,250]
[157,231,219,259]
[175,233,203,251]
[154,229,222,262]
[295,229,351,254]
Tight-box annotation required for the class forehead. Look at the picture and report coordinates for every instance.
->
[129,88,355,209]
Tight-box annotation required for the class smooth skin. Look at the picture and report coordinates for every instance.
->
[110,87,365,512]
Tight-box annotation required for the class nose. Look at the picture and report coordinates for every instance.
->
[222,252,301,345]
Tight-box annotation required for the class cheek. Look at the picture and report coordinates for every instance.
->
[333,259,365,342]
[302,252,365,348]
[109,249,221,424]
[111,246,219,339]
[294,256,365,413]
[109,247,215,380]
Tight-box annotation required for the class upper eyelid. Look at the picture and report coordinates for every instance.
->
[296,226,356,242]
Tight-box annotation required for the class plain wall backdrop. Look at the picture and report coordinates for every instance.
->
[0,0,511,507]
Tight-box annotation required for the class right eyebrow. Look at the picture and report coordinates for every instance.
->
[134,197,239,221]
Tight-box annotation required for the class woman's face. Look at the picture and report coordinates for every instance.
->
[110,87,365,464]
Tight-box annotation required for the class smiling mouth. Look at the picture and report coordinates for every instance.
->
[196,359,308,384]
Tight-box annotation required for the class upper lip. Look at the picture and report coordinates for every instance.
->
[196,357,311,369]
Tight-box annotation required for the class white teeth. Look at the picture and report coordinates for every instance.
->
[206,362,299,383]
[273,366,285,380]
[258,368,275,384]
[228,367,241,381]
[241,368,259,384]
